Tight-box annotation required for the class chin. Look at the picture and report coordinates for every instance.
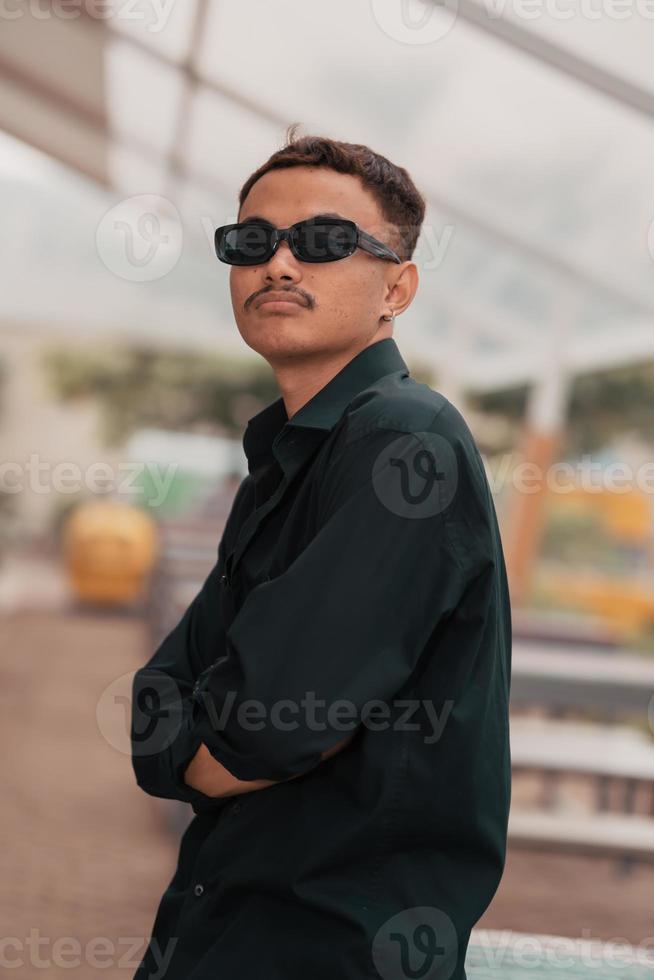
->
[238,317,326,360]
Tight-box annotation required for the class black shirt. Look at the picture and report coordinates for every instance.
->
[131,336,512,980]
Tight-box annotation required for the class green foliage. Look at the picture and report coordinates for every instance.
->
[539,509,628,573]
[40,344,438,448]
[566,362,654,454]
[468,384,529,421]
[40,345,279,446]
[468,362,654,454]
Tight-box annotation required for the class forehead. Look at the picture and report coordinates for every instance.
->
[238,165,385,230]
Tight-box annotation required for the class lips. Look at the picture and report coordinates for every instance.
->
[255,291,307,309]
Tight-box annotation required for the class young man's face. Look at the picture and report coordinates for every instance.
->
[229,165,412,362]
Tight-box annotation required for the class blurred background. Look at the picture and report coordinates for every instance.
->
[1,2,654,977]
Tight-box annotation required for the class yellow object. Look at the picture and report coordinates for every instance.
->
[540,571,654,635]
[598,490,650,543]
[62,500,159,605]
[551,486,650,543]
[533,485,654,635]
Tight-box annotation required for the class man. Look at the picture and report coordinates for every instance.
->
[131,128,512,980]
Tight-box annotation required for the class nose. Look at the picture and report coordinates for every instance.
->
[263,238,302,280]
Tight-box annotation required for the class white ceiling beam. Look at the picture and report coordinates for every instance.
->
[443,0,654,121]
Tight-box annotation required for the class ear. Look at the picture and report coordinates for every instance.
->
[383,261,419,319]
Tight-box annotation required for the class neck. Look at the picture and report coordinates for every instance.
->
[271,325,392,419]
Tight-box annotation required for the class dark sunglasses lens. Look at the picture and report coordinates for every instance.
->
[218,224,274,265]
[293,221,357,262]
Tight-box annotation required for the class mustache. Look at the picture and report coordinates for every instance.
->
[245,286,315,311]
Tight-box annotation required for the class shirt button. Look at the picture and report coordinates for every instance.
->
[231,801,242,814]
[194,883,204,897]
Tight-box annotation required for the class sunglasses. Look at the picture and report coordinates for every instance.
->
[214,216,402,266]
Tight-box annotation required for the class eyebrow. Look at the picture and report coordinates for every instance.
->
[239,211,347,226]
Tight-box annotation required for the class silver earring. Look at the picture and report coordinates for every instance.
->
[382,312,395,322]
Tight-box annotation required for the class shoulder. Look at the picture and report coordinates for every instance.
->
[340,370,448,443]
[339,371,486,484]
[324,373,496,555]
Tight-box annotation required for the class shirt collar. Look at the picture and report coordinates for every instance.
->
[242,337,409,477]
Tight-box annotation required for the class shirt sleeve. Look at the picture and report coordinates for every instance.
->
[190,425,478,782]
[130,551,234,812]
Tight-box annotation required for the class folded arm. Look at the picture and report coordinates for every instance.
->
[183,730,357,798]
[132,426,474,805]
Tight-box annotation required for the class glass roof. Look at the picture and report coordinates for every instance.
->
[1,1,653,391]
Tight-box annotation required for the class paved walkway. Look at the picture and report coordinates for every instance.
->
[0,609,179,978]
[479,846,654,944]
